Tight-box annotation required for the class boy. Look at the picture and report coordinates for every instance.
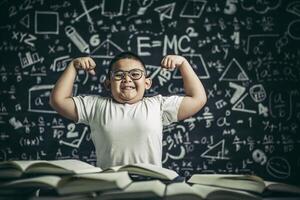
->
[50,52,207,169]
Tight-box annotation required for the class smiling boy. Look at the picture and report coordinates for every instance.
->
[50,52,207,169]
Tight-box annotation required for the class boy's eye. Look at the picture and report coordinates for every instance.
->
[114,72,123,76]
[114,72,124,79]
[112,69,144,80]
[130,71,141,78]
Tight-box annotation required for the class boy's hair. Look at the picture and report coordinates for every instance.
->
[107,51,146,78]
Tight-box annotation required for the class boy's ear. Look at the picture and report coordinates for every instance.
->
[145,78,152,90]
[104,79,111,91]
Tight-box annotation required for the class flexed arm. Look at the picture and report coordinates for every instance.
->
[49,57,96,121]
[161,55,207,121]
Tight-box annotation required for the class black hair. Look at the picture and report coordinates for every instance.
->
[107,51,146,78]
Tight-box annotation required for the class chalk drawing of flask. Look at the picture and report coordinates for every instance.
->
[65,26,90,54]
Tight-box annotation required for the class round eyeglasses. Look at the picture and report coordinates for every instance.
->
[111,69,145,81]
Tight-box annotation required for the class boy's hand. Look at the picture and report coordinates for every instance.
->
[72,57,96,75]
[161,55,187,70]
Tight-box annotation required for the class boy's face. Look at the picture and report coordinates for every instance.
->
[107,58,152,104]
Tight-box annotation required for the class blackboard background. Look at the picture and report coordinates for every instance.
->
[0,0,299,184]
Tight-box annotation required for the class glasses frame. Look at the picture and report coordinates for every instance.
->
[110,69,145,81]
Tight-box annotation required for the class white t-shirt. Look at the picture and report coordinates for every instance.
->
[72,95,183,169]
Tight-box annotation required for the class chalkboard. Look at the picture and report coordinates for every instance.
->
[0,0,299,184]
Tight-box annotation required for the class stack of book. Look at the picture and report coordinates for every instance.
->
[0,160,182,200]
[0,159,300,200]
[0,159,132,199]
[186,174,300,200]
[95,173,300,200]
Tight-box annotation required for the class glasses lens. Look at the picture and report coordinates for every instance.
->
[129,69,143,80]
[112,69,144,80]
[113,71,124,80]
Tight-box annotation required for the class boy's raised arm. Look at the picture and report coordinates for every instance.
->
[49,57,96,122]
[161,55,207,121]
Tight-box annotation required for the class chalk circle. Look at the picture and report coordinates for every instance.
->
[288,20,300,40]
[266,157,290,179]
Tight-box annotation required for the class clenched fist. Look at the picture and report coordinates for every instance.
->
[161,55,187,70]
[72,57,96,75]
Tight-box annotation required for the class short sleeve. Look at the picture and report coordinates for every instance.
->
[72,95,99,125]
[160,95,184,125]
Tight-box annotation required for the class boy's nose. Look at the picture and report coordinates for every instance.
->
[122,73,132,82]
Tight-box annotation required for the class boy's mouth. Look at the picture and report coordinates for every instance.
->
[121,85,136,90]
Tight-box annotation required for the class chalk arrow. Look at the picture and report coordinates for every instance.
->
[154,3,175,21]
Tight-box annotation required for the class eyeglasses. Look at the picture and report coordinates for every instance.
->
[111,69,145,81]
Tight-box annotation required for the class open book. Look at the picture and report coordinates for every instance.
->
[262,181,300,196]
[98,180,166,200]
[0,171,132,195]
[187,174,300,196]
[103,163,180,181]
[165,182,261,200]
[0,159,102,178]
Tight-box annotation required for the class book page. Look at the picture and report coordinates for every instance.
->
[0,160,48,172]
[120,163,178,180]
[192,184,261,200]
[102,165,123,172]
[264,181,300,194]
[188,174,265,194]
[27,159,102,174]
[2,175,61,188]
[99,180,166,199]
[166,182,204,199]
